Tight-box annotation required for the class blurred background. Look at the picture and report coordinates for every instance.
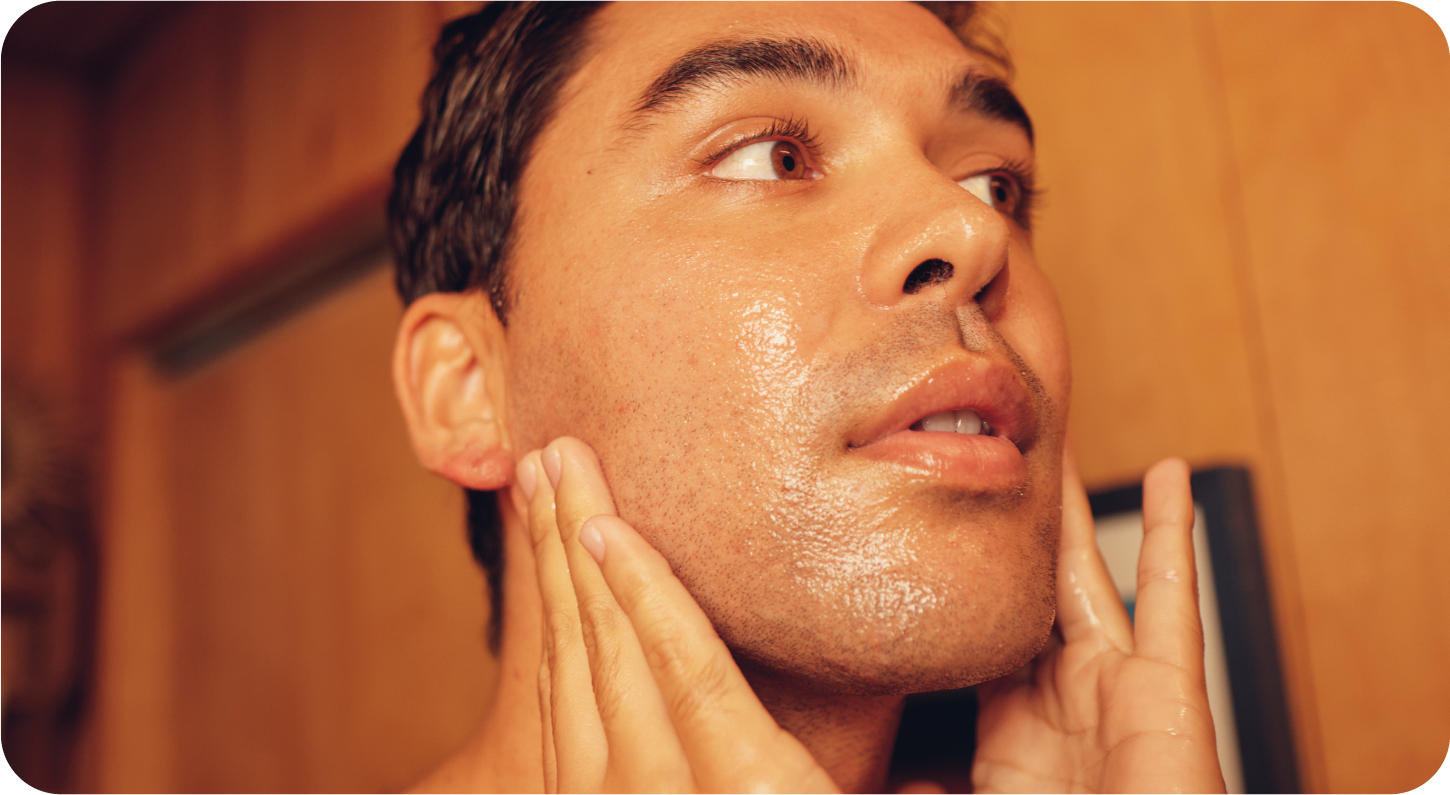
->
[2,2,1446,792]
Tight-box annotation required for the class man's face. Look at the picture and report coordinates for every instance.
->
[504,1,1070,693]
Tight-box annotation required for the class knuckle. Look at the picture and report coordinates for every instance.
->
[574,591,629,669]
[529,506,557,547]
[575,630,634,726]
[611,568,668,621]
[544,605,581,646]
[652,638,733,725]
[576,591,624,630]
[641,625,692,682]
[1140,563,1197,590]
[559,515,590,545]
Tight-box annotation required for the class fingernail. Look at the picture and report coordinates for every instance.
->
[579,519,605,564]
[516,457,538,500]
[542,445,563,489]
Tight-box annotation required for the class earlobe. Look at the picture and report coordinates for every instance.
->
[393,292,514,490]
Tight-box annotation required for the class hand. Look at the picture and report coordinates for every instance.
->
[512,437,838,793]
[971,446,1227,793]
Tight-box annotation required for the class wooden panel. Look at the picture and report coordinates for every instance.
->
[97,2,448,339]
[998,2,1450,791]
[1,67,90,396]
[952,4,1322,785]
[994,2,1266,486]
[2,66,105,794]
[1209,4,1450,792]
[92,350,182,792]
[94,268,496,792]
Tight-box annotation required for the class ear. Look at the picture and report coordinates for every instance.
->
[393,291,514,490]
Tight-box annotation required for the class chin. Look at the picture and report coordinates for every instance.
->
[699,505,1062,697]
[728,594,1058,697]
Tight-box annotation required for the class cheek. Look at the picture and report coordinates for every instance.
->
[999,246,1071,410]
[505,227,824,461]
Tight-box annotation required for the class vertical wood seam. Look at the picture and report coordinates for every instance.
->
[1191,5,1327,792]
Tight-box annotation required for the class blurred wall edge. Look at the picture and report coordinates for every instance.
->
[2,2,1447,793]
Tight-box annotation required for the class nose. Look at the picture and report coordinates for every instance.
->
[857,170,1010,312]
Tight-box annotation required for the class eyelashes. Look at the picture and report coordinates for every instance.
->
[698,116,1037,228]
[989,156,1038,230]
[698,116,822,169]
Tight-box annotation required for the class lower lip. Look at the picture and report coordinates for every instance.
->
[850,429,1027,491]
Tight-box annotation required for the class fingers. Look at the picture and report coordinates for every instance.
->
[518,451,607,790]
[543,439,693,789]
[1055,438,1134,653]
[1132,457,1205,672]
[539,639,558,793]
[584,513,835,792]
[527,437,834,793]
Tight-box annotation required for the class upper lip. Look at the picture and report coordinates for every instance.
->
[846,356,1038,450]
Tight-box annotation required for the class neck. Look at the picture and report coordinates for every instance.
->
[743,664,906,793]
[414,502,905,793]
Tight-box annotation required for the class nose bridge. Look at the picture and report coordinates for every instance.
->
[857,165,1010,310]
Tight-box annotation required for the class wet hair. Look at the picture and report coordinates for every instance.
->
[388,1,1011,651]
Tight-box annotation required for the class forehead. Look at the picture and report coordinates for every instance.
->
[572,1,986,122]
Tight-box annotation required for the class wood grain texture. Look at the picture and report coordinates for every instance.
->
[995,2,1266,485]
[998,2,1450,790]
[92,354,182,793]
[990,3,1317,785]
[2,68,91,397]
[96,2,444,340]
[1208,4,1450,791]
[95,268,495,793]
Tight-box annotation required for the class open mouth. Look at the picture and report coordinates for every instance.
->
[909,408,993,437]
[847,356,1037,491]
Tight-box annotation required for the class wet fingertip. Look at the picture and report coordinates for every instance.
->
[508,483,528,517]
[579,519,605,564]
[542,444,563,489]
[519,459,540,500]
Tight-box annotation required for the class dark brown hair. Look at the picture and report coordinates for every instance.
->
[389,1,1009,649]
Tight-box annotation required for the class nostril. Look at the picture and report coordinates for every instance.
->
[902,258,955,295]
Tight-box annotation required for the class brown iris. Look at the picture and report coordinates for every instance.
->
[988,175,1016,214]
[770,141,808,179]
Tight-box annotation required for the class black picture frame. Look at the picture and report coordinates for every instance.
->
[888,466,1300,794]
[1088,466,1300,794]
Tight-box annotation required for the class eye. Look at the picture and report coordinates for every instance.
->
[711,140,811,181]
[957,173,1020,216]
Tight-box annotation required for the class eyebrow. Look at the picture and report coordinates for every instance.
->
[628,36,1034,147]
[631,36,857,117]
[951,72,1034,145]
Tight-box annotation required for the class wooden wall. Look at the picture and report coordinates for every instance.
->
[97,2,452,340]
[1,2,1445,792]
[77,3,497,792]
[1,68,92,400]
[2,64,102,795]
[97,270,493,793]
[998,2,1450,791]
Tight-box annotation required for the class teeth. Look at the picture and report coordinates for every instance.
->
[916,409,991,435]
[955,409,982,435]
[921,411,956,432]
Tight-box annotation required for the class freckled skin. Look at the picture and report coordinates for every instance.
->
[505,2,1070,696]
